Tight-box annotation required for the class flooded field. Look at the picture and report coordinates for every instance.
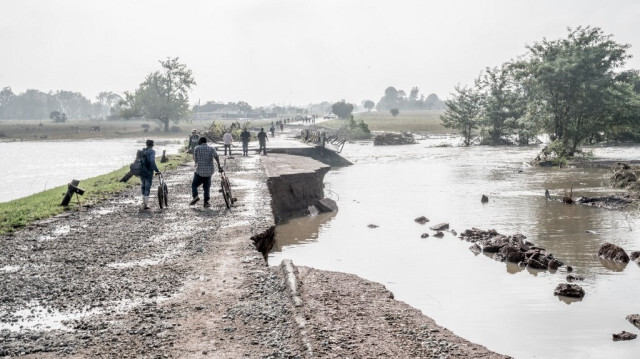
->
[0,139,183,203]
[270,138,640,358]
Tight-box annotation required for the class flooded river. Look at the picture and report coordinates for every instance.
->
[270,138,640,359]
[0,139,183,203]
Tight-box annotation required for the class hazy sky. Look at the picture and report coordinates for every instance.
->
[2,0,640,107]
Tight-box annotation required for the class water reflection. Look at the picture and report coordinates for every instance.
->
[274,212,336,251]
[598,257,628,272]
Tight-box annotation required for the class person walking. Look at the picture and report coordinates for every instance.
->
[223,131,233,156]
[257,128,269,155]
[190,137,222,208]
[269,125,275,138]
[140,139,160,210]
[240,127,251,156]
[188,129,199,153]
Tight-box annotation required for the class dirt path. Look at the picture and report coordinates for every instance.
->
[0,153,507,358]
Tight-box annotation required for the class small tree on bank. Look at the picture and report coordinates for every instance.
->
[390,108,399,117]
[363,100,375,111]
[331,100,354,119]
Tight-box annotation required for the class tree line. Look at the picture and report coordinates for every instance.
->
[0,87,122,121]
[441,26,640,160]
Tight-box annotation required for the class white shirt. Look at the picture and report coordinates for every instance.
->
[223,132,233,145]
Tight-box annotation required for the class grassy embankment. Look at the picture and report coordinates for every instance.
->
[0,152,190,235]
[321,110,450,134]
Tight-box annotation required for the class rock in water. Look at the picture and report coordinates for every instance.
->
[429,223,449,231]
[626,314,640,329]
[481,194,488,203]
[414,216,430,224]
[554,283,585,298]
[373,132,416,146]
[598,242,630,263]
[613,331,637,341]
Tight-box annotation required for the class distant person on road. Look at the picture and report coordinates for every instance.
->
[188,129,199,153]
[222,131,233,156]
[140,139,160,210]
[270,125,275,138]
[190,137,222,208]
[240,127,251,156]
[257,128,269,155]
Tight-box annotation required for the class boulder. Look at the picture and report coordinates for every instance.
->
[481,194,489,203]
[566,274,584,282]
[420,233,429,238]
[598,242,630,263]
[626,314,640,329]
[612,331,637,341]
[478,235,510,253]
[429,223,449,231]
[554,283,585,298]
[498,245,525,263]
[314,198,338,213]
[629,251,640,262]
[433,232,445,238]
[414,216,429,224]
[373,132,416,146]
[469,244,482,254]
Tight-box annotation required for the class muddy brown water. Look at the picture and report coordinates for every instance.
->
[0,139,183,203]
[270,138,640,359]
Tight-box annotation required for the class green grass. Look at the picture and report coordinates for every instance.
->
[0,152,189,235]
[321,110,450,134]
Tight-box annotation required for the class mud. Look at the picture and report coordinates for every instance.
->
[0,154,506,358]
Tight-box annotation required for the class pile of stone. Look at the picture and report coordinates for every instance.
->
[373,132,416,146]
[460,228,563,270]
[611,162,640,191]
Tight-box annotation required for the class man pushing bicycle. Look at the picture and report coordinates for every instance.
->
[190,137,222,208]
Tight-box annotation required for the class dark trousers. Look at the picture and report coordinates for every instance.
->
[258,141,267,155]
[224,144,231,155]
[242,141,249,155]
[191,173,211,201]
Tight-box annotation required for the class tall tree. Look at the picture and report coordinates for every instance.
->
[121,57,196,132]
[441,84,482,146]
[363,100,375,111]
[515,26,638,155]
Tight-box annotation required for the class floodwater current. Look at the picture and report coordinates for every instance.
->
[0,139,183,203]
[270,137,640,359]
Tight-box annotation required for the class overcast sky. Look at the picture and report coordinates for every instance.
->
[1,0,640,107]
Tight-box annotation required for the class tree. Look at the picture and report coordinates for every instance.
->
[331,100,354,119]
[49,111,67,123]
[515,26,638,155]
[96,91,123,119]
[363,100,375,111]
[390,108,399,117]
[441,84,482,146]
[121,57,196,132]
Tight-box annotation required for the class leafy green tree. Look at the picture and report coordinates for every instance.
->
[390,108,399,117]
[363,100,375,111]
[441,84,482,146]
[515,26,639,155]
[121,57,196,132]
[331,100,354,119]
[477,65,527,144]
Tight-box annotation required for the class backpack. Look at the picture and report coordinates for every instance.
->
[130,148,150,177]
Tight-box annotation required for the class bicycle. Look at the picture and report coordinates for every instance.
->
[219,158,236,209]
[156,172,168,209]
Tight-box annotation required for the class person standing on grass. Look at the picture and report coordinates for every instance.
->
[240,127,251,156]
[140,139,160,210]
[190,137,222,208]
[257,128,268,155]
[223,130,233,156]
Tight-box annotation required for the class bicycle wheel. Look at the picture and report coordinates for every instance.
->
[157,185,164,209]
[222,178,232,209]
[163,183,169,207]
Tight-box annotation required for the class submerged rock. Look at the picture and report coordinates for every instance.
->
[367,224,379,229]
[554,283,585,298]
[433,232,445,238]
[414,216,429,224]
[598,242,629,263]
[566,274,584,282]
[314,198,338,213]
[429,223,449,231]
[420,233,429,238]
[612,331,637,341]
[481,194,489,203]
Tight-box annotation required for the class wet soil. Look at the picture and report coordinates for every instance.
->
[0,154,507,358]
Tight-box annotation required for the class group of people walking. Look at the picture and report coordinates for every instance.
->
[139,126,276,210]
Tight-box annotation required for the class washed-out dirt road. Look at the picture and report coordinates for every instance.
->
[0,153,507,358]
